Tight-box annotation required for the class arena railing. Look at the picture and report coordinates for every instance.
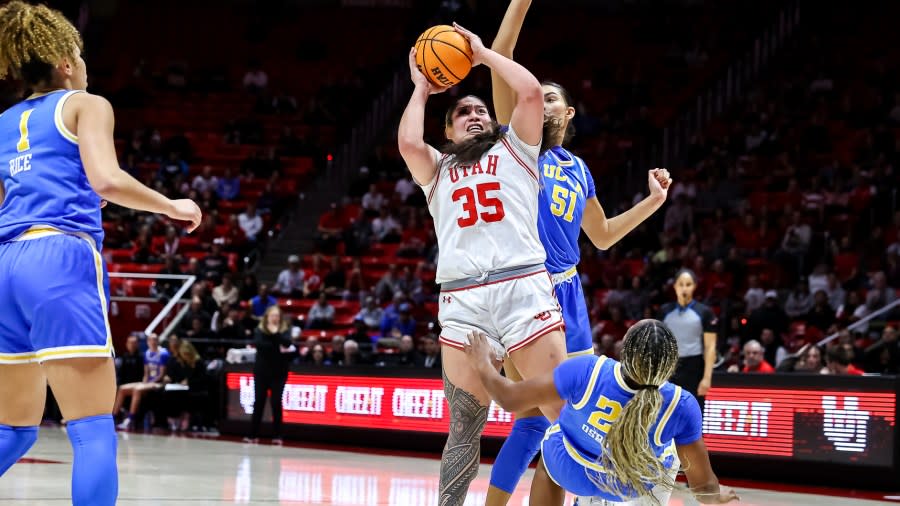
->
[108,272,196,340]
[817,298,900,348]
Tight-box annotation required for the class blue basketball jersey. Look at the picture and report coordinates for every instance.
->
[145,348,170,382]
[537,146,595,274]
[0,90,104,247]
[552,354,703,500]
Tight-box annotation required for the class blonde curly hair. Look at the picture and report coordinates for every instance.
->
[0,1,83,84]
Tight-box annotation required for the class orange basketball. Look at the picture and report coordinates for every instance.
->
[415,25,473,88]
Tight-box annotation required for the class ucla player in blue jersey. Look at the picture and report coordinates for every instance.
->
[467,320,739,505]
[486,1,672,503]
[0,3,201,505]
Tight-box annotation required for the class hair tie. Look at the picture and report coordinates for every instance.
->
[636,384,659,390]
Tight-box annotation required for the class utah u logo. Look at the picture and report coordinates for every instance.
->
[442,295,452,304]
[534,311,551,321]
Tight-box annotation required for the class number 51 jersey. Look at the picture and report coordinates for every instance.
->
[421,126,546,284]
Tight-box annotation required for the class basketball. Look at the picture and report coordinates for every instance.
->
[415,25,473,88]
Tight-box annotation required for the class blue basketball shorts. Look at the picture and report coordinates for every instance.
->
[552,269,592,356]
[541,424,679,504]
[0,229,113,364]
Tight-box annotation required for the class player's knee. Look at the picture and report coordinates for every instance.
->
[490,416,550,493]
[67,414,117,506]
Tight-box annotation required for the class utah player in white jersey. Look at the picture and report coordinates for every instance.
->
[398,24,568,506]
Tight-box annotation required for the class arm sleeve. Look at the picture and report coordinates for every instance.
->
[673,391,704,445]
[552,355,598,404]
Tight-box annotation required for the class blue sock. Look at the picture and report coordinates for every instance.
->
[0,424,38,475]
[66,414,118,506]
[490,416,551,493]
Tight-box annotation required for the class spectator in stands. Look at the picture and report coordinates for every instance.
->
[344,259,366,301]
[394,175,416,204]
[216,167,240,201]
[191,165,218,194]
[250,284,277,319]
[823,345,864,376]
[863,325,898,374]
[390,335,420,367]
[162,340,207,432]
[200,243,229,283]
[273,254,305,297]
[374,265,400,303]
[239,273,259,301]
[418,334,441,369]
[395,265,423,304]
[823,272,846,311]
[747,290,789,342]
[866,271,898,319]
[317,202,349,253]
[342,339,362,366]
[380,302,416,338]
[372,207,402,243]
[806,290,836,332]
[303,254,324,298]
[776,210,812,279]
[777,343,824,373]
[327,335,346,364]
[158,151,189,184]
[309,344,327,366]
[180,297,212,334]
[621,276,649,320]
[213,273,240,308]
[743,275,765,314]
[191,283,218,315]
[346,317,372,345]
[728,340,775,373]
[155,226,181,260]
[759,328,788,369]
[116,335,144,385]
[396,214,429,258]
[246,305,292,444]
[185,317,214,341]
[238,203,263,242]
[323,256,346,297]
[154,256,183,301]
[361,183,385,216]
[784,280,814,319]
[356,296,384,329]
[115,333,168,430]
[306,293,336,330]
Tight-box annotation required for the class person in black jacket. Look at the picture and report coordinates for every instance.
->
[246,305,293,444]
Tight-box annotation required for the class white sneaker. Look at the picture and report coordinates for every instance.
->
[116,418,131,430]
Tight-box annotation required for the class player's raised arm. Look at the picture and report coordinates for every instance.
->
[72,93,202,232]
[490,0,532,126]
[582,168,672,249]
[453,23,543,147]
[398,47,441,185]
[464,332,561,412]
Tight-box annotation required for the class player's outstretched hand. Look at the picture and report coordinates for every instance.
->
[463,331,501,371]
[648,168,672,201]
[168,199,202,233]
[452,22,487,66]
[408,47,449,95]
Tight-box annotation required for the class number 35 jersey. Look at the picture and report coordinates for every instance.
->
[553,354,703,476]
[421,126,546,284]
[0,90,104,247]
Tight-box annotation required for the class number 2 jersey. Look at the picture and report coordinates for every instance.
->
[552,354,703,499]
[0,90,104,246]
[421,126,546,284]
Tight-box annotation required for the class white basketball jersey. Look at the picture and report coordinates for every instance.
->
[421,127,546,284]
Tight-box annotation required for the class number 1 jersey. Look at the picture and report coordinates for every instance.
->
[0,90,104,247]
[421,126,546,284]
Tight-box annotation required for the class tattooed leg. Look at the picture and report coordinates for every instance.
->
[440,347,491,506]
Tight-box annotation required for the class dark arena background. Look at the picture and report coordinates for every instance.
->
[2,0,899,504]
